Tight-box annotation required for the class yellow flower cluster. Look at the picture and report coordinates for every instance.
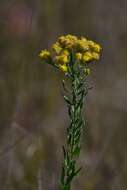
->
[39,34,101,73]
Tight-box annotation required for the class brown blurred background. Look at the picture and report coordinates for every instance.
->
[0,0,127,189]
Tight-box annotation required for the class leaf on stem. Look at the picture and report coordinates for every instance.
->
[64,95,72,105]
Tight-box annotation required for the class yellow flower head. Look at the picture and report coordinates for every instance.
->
[59,64,68,72]
[82,51,100,63]
[93,44,101,53]
[58,34,77,50]
[52,42,62,54]
[55,54,69,65]
[75,53,82,61]
[92,52,100,60]
[82,52,93,63]
[88,40,95,47]
[62,49,70,56]
[58,35,77,44]
[39,50,51,61]
[88,40,101,53]
[76,39,89,52]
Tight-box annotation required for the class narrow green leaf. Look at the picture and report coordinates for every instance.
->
[73,146,81,157]
[74,167,82,176]
[64,95,72,105]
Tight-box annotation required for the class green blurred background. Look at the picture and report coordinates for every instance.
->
[0,0,127,189]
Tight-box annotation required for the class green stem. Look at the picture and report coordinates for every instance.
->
[60,59,88,190]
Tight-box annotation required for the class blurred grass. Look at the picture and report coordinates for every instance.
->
[0,0,127,189]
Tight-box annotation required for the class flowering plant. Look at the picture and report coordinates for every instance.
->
[39,34,101,190]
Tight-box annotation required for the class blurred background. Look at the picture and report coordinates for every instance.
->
[0,0,127,189]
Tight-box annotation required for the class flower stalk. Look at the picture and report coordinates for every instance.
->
[39,34,102,190]
[60,53,88,190]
